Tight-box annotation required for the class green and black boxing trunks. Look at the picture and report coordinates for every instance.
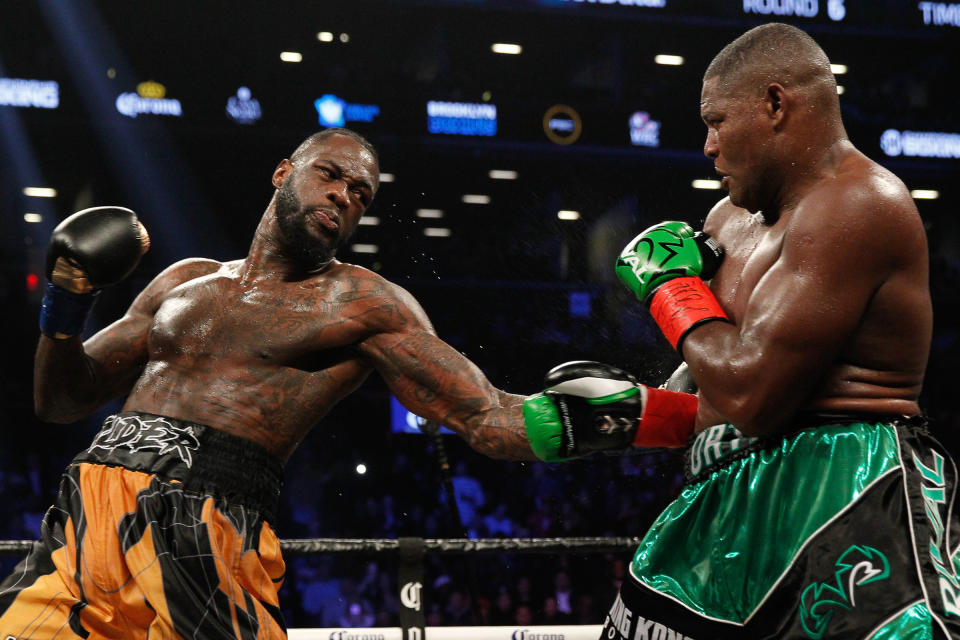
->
[0,412,288,640]
[601,416,960,640]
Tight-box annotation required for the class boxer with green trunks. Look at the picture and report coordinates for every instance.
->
[522,23,957,639]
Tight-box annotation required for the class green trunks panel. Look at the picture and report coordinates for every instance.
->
[631,421,901,623]
[866,602,934,640]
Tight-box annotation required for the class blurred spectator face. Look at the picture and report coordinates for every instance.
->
[516,576,532,599]
[477,596,491,623]
[555,570,571,591]
[611,557,626,579]
[496,591,512,612]
[543,596,559,617]
[515,604,533,625]
[426,604,445,626]
[576,593,597,622]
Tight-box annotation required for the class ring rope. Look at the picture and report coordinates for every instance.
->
[0,536,641,556]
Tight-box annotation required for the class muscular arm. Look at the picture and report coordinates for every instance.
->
[685,178,928,436]
[34,259,219,423]
[356,285,535,460]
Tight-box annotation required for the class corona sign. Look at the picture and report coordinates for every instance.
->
[116,80,182,118]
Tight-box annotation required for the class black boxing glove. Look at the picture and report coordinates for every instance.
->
[46,206,147,288]
[39,206,149,339]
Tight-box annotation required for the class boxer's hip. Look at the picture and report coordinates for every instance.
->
[73,411,283,521]
[1,412,289,639]
[607,415,960,638]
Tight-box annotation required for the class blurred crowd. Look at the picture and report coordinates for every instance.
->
[275,432,684,628]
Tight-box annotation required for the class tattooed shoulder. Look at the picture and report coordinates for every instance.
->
[331,265,433,334]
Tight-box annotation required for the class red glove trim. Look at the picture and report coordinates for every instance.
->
[633,386,698,448]
[649,277,728,354]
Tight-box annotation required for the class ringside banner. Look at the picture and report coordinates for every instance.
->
[288,625,604,640]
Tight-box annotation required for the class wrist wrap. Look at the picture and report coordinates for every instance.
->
[634,387,698,448]
[39,281,101,339]
[649,277,728,355]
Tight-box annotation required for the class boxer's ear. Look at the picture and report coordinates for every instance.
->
[272,159,293,189]
[766,83,788,127]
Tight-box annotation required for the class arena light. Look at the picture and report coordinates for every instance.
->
[339,33,350,43]
[462,194,490,204]
[491,43,522,55]
[24,213,43,223]
[557,210,580,220]
[352,243,378,253]
[692,179,722,190]
[836,85,845,95]
[654,54,684,66]
[911,189,940,200]
[317,31,334,42]
[416,208,444,218]
[359,216,380,225]
[355,463,367,475]
[23,186,57,197]
[424,227,452,237]
[830,63,848,74]
[280,51,303,63]
[379,172,394,183]
[488,169,518,180]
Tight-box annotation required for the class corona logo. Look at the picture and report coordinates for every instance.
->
[400,581,423,611]
[137,81,166,99]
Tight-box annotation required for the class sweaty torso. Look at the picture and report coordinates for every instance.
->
[124,260,391,460]
[695,158,931,430]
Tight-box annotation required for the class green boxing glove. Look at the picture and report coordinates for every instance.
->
[615,220,724,304]
[522,360,700,462]
[523,361,644,462]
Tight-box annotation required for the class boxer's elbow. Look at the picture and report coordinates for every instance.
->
[34,387,96,424]
[701,389,790,437]
[692,349,794,436]
[34,399,82,424]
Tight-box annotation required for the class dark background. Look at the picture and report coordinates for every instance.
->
[1,0,958,629]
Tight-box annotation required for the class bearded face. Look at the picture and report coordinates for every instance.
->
[274,176,355,271]
[270,133,377,271]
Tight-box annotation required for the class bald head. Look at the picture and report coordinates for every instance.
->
[290,127,379,167]
[705,23,837,102]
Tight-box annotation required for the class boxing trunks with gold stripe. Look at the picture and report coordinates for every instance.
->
[0,412,287,640]
[600,415,960,640]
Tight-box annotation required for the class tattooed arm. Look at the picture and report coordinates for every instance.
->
[34,258,219,423]
[356,280,536,461]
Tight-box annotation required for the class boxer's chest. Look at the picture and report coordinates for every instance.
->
[148,275,369,361]
[709,214,787,322]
